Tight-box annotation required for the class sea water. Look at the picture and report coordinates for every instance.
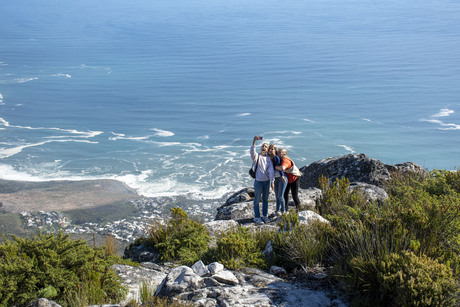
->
[0,0,459,204]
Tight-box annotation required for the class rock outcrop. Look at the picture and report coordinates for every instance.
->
[115,260,346,307]
[299,153,393,188]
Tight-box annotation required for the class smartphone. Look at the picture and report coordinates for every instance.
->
[258,136,263,140]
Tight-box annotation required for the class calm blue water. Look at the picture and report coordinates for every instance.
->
[0,0,459,201]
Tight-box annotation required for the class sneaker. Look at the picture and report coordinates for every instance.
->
[253,217,264,225]
[275,211,282,217]
[262,216,270,223]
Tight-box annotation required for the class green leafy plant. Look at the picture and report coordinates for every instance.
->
[317,171,460,306]
[209,226,267,270]
[348,251,457,306]
[0,231,127,306]
[145,207,210,265]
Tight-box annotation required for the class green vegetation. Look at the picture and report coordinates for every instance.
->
[131,207,210,266]
[207,226,270,270]
[318,171,460,306]
[0,231,131,306]
[0,213,31,238]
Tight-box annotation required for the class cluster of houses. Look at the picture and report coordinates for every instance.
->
[19,197,216,242]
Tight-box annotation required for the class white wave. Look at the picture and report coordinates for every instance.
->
[0,139,98,159]
[50,73,71,78]
[0,164,46,181]
[362,118,372,122]
[0,118,10,126]
[236,113,251,116]
[0,92,3,104]
[337,145,355,153]
[14,77,38,83]
[303,118,314,123]
[269,130,302,135]
[77,64,112,74]
[421,108,460,130]
[0,117,102,138]
[151,128,174,137]
[115,171,237,200]
[109,132,152,141]
[432,108,454,118]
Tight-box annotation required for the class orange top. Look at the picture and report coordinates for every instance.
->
[282,157,297,183]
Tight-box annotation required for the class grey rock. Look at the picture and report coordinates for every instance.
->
[349,182,388,204]
[298,210,330,226]
[155,266,205,298]
[192,260,211,277]
[262,240,274,261]
[203,219,239,237]
[225,187,255,205]
[269,266,287,276]
[112,264,167,305]
[203,277,226,287]
[26,298,62,307]
[123,243,159,263]
[215,200,254,221]
[212,270,239,286]
[387,162,427,175]
[208,262,224,275]
[296,187,322,209]
[139,261,164,271]
[299,153,391,188]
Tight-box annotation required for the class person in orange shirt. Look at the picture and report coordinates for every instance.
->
[276,148,301,211]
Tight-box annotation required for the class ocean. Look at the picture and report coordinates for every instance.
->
[0,0,459,205]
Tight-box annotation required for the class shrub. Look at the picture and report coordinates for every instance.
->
[0,231,127,306]
[146,207,210,266]
[272,220,331,271]
[317,172,460,306]
[209,226,267,270]
[347,251,457,306]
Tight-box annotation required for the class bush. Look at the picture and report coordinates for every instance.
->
[209,226,268,270]
[348,251,457,306]
[272,221,331,271]
[0,231,127,306]
[146,207,210,266]
[317,172,460,306]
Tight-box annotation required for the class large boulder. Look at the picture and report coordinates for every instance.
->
[387,162,427,175]
[299,153,392,188]
[155,266,205,298]
[112,264,167,305]
[348,182,388,204]
[215,200,254,221]
[123,243,160,263]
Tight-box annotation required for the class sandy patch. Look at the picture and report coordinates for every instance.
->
[0,179,141,213]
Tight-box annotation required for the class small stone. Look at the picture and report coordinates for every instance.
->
[208,262,224,275]
[192,260,210,277]
[270,266,287,276]
[212,270,239,286]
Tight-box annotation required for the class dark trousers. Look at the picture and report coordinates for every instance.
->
[284,178,300,209]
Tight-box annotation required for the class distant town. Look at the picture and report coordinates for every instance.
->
[20,198,215,242]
